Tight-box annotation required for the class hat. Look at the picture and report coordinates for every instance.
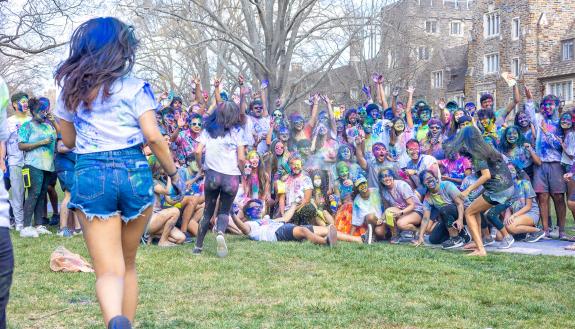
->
[446,101,458,112]
[354,176,368,187]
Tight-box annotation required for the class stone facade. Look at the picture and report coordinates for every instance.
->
[466,0,575,111]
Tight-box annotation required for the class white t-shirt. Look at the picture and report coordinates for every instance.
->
[246,220,283,242]
[5,115,30,166]
[284,174,313,211]
[198,127,247,176]
[352,188,382,227]
[245,115,270,154]
[55,76,157,154]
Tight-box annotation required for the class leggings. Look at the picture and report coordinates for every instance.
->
[429,204,466,245]
[195,169,240,248]
[483,202,511,231]
[23,166,51,227]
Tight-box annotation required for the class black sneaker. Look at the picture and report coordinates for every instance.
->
[442,236,464,250]
[525,229,545,243]
[108,315,132,329]
[49,213,60,226]
[192,246,203,255]
[460,227,471,244]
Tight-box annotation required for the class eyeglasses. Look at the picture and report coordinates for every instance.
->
[273,112,283,117]
[191,122,202,127]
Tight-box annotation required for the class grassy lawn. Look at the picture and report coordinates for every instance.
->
[7,231,575,329]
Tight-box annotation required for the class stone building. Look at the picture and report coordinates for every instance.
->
[298,0,476,111]
[466,0,575,111]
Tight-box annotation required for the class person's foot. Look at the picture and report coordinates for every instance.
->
[549,226,560,239]
[49,213,60,226]
[400,230,415,241]
[559,232,575,241]
[57,227,73,238]
[15,224,23,232]
[389,235,400,244]
[326,224,337,247]
[524,230,545,243]
[498,234,515,249]
[542,229,552,240]
[158,241,178,247]
[482,236,495,246]
[183,232,194,244]
[216,232,228,258]
[107,315,132,329]
[192,246,203,255]
[463,241,478,250]
[35,225,52,235]
[467,249,487,257]
[20,226,39,238]
[74,229,82,236]
[442,236,464,250]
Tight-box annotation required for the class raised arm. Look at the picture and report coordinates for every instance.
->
[324,95,337,134]
[308,93,320,128]
[406,86,415,117]
[355,138,368,171]
[214,77,223,105]
[503,80,521,119]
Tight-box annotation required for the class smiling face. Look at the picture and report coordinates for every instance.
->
[561,113,573,129]
[429,124,442,136]
[423,172,438,190]
[190,118,202,133]
[274,141,285,156]
[336,162,349,179]
[517,112,530,128]
[293,117,304,130]
[357,181,368,194]
[251,102,264,117]
[481,97,493,110]
[313,174,322,188]
[379,169,394,187]
[406,142,420,160]
[248,152,260,168]
[419,110,431,122]
[393,119,405,133]
[273,110,283,120]
[289,158,303,176]
[245,201,263,220]
[172,100,182,110]
[506,128,519,144]
[454,110,464,122]
[339,146,352,161]
[370,108,381,119]
[14,96,28,112]
[541,100,556,117]
[348,112,358,125]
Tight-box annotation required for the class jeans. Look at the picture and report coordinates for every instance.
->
[0,228,14,329]
[195,169,239,248]
[429,204,465,245]
[484,202,512,231]
[70,146,154,223]
[8,165,24,227]
[23,166,51,227]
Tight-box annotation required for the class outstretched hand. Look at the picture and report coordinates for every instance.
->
[170,173,186,202]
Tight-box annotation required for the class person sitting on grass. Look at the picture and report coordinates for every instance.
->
[377,168,423,244]
[504,164,545,243]
[414,170,469,250]
[278,154,316,226]
[351,177,382,243]
[232,199,369,245]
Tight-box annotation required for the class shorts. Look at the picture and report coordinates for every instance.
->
[533,162,566,193]
[275,223,314,241]
[526,208,540,226]
[47,171,58,186]
[57,170,74,192]
[482,185,514,206]
[69,146,154,223]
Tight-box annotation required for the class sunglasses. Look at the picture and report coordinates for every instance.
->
[191,122,202,127]
[253,106,263,110]
[273,112,283,117]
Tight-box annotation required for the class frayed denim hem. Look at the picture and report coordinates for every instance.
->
[68,202,153,223]
[121,202,153,223]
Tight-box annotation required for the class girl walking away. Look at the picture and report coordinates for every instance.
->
[444,125,515,256]
[54,17,184,329]
[194,99,247,257]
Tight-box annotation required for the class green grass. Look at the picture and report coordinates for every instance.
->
[7,231,575,329]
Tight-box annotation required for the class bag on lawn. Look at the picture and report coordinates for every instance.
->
[50,246,94,273]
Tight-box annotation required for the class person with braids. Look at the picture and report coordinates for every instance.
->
[54,17,184,328]
[444,126,514,256]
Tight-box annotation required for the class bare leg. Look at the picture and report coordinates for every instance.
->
[77,212,124,326]
[396,212,422,232]
[464,197,493,256]
[506,215,538,235]
[59,191,71,230]
[538,192,550,232]
[292,226,327,245]
[551,193,566,232]
[120,207,152,323]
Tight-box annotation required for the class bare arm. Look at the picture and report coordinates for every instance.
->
[140,111,178,176]
[58,119,76,149]
[355,139,368,171]
[308,94,320,128]
[503,83,521,119]
[461,168,490,197]
[231,212,251,235]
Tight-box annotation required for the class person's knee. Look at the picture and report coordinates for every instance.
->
[551,193,565,202]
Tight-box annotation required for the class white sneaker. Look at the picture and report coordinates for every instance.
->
[216,233,228,258]
[20,226,39,238]
[35,225,52,235]
[15,224,23,232]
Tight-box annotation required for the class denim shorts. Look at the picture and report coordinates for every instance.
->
[69,146,154,223]
[275,223,314,241]
[57,170,74,192]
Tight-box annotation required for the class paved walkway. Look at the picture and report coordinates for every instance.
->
[485,239,575,257]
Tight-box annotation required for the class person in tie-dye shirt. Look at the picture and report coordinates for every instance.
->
[499,125,541,179]
[525,94,567,239]
[18,97,57,232]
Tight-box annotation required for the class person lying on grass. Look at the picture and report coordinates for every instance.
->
[231,199,370,245]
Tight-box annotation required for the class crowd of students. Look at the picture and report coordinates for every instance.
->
[4,70,575,257]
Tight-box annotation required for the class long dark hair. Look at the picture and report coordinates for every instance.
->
[204,101,243,138]
[55,17,138,112]
[499,125,525,153]
[444,125,502,162]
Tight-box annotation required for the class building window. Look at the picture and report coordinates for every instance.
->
[562,39,574,61]
[484,53,499,75]
[511,58,520,78]
[511,17,520,40]
[484,12,500,38]
[417,46,430,61]
[451,95,465,107]
[425,20,438,34]
[432,70,443,88]
[450,21,462,36]
[548,81,573,102]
